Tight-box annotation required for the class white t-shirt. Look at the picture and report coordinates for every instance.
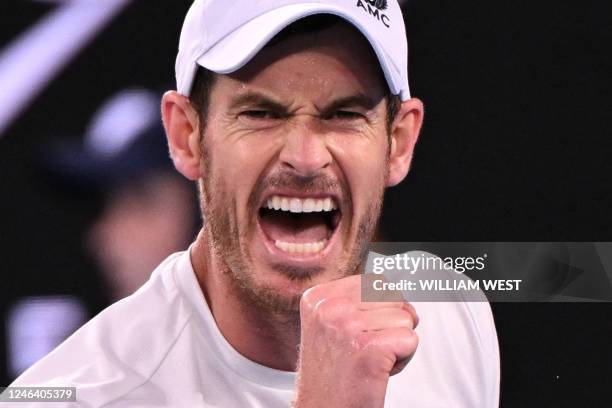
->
[6,250,500,407]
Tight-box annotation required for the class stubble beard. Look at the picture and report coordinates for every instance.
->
[199,153,387,318]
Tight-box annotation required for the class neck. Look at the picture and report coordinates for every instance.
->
[190,230,301,372]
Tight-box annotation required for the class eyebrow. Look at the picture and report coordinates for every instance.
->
[229,92,288,114]
[228,91,379,115]
[321,94,378,113]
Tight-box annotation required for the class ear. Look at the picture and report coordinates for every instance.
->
[386,98,424,187]
[161,91,202,180]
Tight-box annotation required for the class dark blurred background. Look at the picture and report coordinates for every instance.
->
[0,0,610,406]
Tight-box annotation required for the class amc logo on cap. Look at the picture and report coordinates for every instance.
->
[355,0,391,28]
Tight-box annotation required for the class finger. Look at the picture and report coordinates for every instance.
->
[302,275,412,308]
[357,307,417,331]
[358,301,418,328]
[364,327,419,376]
[301,275,362,308]
[301,278,419,330]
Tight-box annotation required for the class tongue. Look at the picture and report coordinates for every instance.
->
[260,212,330,243]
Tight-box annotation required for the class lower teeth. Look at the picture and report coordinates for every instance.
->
[275,239,327,254]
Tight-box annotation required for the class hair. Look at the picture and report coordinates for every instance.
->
[189,15,402,136]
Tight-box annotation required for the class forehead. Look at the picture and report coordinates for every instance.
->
[218,21,388,102]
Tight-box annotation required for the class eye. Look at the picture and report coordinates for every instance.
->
[240,110,278,119]
[326,110,365,121]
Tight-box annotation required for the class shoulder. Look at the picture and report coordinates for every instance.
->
[9,250,196,406]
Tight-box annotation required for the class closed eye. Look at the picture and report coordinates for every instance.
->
[239,110,280,119]
[324,110,365,121]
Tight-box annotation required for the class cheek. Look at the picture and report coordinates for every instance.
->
[328,133,388,206]
[206,130,281,218]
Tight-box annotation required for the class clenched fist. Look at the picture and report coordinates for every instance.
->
[294,275,419,408]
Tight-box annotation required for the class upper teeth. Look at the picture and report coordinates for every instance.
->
[264,196,337,213]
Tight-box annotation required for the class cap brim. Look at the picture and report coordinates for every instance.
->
[196,3,407,99]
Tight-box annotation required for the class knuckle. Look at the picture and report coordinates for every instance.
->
[334,313,359,333]
[399,311,416,330]
[313,298,357,331]
[300,286,321,312]
[401,328,419,350]
[314,297,340,316]
[354,331,377,350]
[311,297,337,323]
[401,302,419,328]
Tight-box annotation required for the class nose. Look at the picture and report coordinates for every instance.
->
[278,120,332,177]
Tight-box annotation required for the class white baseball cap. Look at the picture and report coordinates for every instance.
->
[175,0,410,100]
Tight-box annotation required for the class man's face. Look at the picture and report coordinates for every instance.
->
[199,23,392,311]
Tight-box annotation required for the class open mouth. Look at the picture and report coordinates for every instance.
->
[258,195,342,255]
